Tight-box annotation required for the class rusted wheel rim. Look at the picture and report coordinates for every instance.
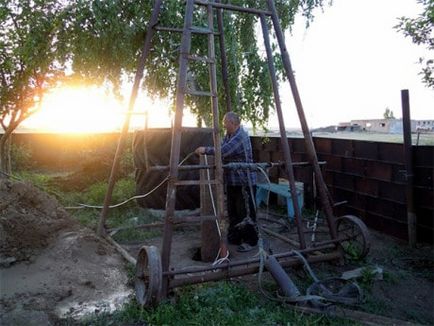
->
[336,215,370,260]
[135,245,162,306]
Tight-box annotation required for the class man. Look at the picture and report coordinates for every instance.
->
[195,111,258,252]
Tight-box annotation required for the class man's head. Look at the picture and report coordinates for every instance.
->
[223,111,240,135]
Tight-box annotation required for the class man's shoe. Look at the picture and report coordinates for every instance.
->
[236,243,256,253]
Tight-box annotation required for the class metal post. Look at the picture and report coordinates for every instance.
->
[215,0,232,113]
[97,0,163,236]
[207,1,227,257]
[401,89,417,247]
[200,155,220,261]
[260,13,306,248]
[142,110,150,171]
[161,0,195,296]
[266,0,337,240]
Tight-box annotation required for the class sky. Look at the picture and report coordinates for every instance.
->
[272,0,434,129]
[21,0,433,132]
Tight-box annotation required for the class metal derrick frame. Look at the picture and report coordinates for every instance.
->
[97,0,370,305]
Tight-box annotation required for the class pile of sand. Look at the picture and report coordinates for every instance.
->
[0,179,76,263]
[0,179,130,325]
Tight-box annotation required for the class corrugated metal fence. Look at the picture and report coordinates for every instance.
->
[251,136,433,244]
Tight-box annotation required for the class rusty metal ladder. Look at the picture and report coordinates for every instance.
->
[98,0,345,304]
[159,0,226,295]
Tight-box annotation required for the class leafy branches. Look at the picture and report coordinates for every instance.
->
[395,0,434,88]
[0,0,69,172]
[0,0,330,174]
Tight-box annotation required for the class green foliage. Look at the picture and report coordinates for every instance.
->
[383,107,395,119]
[83,178,135,206]
[358,266,376,288]
[0,0,69,123]
[10,143,33,170]
[64,0,331,130]
[0,0,70,172]
[1,0,331,173]
[13,171,62,198]
[395,0,434,88]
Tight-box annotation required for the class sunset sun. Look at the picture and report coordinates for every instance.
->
[21,86,197,133]
[22,87,122,133]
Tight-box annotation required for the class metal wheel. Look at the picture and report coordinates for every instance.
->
[336,215,370,260]
[135,245,162,306]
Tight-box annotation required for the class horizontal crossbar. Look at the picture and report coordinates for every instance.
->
[194,0,272,16]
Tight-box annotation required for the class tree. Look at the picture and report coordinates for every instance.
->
[383,107,395,119]
[1,0,330,175]
[0,0,69,174]
[395,0,434,88]
[64,0,331,127]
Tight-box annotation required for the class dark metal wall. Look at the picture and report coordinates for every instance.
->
[10,131,432,242]
[251,136,434,244]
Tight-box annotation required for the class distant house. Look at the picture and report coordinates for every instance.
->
[337,122,362,132]
[349,119,406,133]
[415,120,434,132]
[337,119,433,133]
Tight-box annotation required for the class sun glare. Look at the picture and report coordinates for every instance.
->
[21,86,197,133]
[23,87,122,133]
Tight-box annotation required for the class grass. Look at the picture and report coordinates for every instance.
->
[312,131,434,145]
[76,282,358,326]
[12,169,430,325]
[13,170,163,237]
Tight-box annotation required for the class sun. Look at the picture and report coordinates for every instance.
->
[22,87,123,133]
[21,86,198,133]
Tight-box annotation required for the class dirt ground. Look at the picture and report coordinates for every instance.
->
[122,212,434,325]
[0,180,130,325]
[0,179,433,325]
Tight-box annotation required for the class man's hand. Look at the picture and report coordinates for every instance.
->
[195,146,205,155]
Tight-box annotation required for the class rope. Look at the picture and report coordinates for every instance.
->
[66,151,196,210]
[203,154,229,265]
[66,176,170,209]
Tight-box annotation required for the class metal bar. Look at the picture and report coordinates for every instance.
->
[154,26,184,33]
[97,0,163,236]
[206,2,226,250]
[190,26,219,35]
[166,245,337,276]
[215,0,232,113]
[143,111,150,170]
[194,0,272,16]
[174,179,217,186]
[155,26,220,35]
[200,155,220,262]
[260,13,306,249]
[105,236,137,265]
[161,0,195,296]
[401,89,417,247]
[266,0,338,241]
[147,161,325,172]
[150,164,214,172]
[169,251,341,288]
[261,225,300,247]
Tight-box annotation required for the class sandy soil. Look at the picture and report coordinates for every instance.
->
[0,180,130,325]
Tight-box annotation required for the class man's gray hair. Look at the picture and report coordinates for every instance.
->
[224,111,240,125]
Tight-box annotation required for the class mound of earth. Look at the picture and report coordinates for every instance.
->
[0,179,131,325]
[0,179,76,263]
